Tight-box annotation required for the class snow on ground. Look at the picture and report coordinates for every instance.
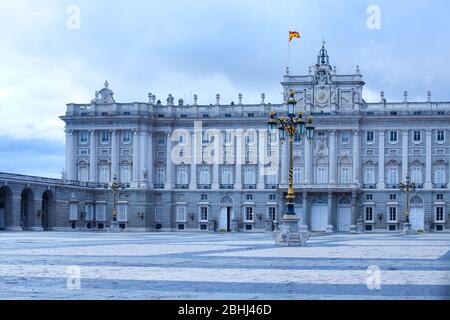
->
[0,231,449,300]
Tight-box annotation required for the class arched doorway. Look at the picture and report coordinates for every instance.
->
[21,188,35,231]
[0,186,13,230]
[219,196,234,232]
[311,197,328,232]
[42,190,56,231]
[337,197,351,232]
[409,196,425,232]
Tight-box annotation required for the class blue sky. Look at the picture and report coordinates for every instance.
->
[0,0,449,178]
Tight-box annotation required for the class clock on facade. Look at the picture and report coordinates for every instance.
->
[315,89,329,104]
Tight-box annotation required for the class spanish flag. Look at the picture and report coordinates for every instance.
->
[289,31,300,42]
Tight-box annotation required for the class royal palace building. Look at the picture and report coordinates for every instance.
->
[1,45,450,233]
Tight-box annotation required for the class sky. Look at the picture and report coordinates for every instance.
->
[0,0,449,178]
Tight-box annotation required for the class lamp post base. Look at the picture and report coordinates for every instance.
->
[109,221,121,233]
[403,222,416,235]
[275,215,310,247]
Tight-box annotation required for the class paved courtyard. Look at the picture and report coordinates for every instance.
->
[0,231,449,300]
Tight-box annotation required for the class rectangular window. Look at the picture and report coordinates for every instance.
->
[437,130,445,142]
[294,167,302,185]
[200,207,208,222]
[176,206,186,222]
[316,167,328,184]
[201,194,208,201]
[117,205,128,222]
[122,130,132,143]
[199,167,211,185]
[69,203,78,221]
[387,167,399,185]
[364,167,376,185]
[245,207,254,221]
[389,194,397,200]
[340,167,351,184]
[95,204,106,222]
[85,204,94,221]
[437,194,444,201]
[155,207,163,223]
[246,194,253,200]
[157,133,165,145]
[156,167,166,185]
[366,194,373,201]
[79,131,89,144]
[268,207,276,221]
[101,131,110,144]
[413,130,422,142]
[244,167,256,185]
[365,207,373,222]
[221,167,233,185]
[366,131,374,143]
[389,131,398,143]
[269,194,276,201]
[341,131,351,144]
[389,207,397,222]
[435,207,444,222]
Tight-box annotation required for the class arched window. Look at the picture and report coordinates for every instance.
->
[411,165,423,184]
[244,167,256,185]
[434,164,447,185]
[177,167,188,185]
[156,167,166,185]
[387,166,399,185]
[78,166,89,182]
[221,167,233,185]
[364,166,376,184]
[199,166,211,185]
[98,164,110,183]
[120,163,131,184]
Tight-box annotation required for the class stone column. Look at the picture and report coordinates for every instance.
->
[147,132,154,188]
[300,191,309,232]
[352,130,361,185]
[329,130,337,184]
[280,141,288,186]
[165,131,174,189]
[111,130,118,181]
[304,139,313,184]
[377,131,385,189]
[65,129,76,181]
[350,191,357,233]
[89,130,97,183]
[132,130,140,188]
[402,130,409,181]
[326,192,334,233]
[234,130,243,189]
[189,131,197,189]
[425,130,432,189]
[139,130,149,188]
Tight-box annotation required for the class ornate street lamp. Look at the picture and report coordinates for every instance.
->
[267,90,315,246]
[104,175,129,232]
[400,173,417,235]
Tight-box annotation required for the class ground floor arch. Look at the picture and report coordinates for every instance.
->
[42,190,56,231]
[21,188,35,231]
[0,186,13,230]
[410,196,425,232]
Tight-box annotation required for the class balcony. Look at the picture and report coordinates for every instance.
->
[153,184,165,189]
[363,184,377,189]
[434,184,448,189]
[198,184,212,190]
[386,184,400,189]
[175,184,189,190]
[266,184,279,190]
[243,184,257,190]
[220,184,234,190]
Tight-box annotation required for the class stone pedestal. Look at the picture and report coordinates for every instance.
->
[403,222,416,235]
[350,225,357,233]
[109,221,121,233]
[275,215,310,247]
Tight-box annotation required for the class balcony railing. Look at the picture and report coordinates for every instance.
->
[220,184,234,190]
[198,184,212,189]
[434,184,448,189]
[175,184,189,190]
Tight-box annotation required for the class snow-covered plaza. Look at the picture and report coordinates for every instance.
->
[0,232,449,300]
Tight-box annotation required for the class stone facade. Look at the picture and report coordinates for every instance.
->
[1,45,450,233]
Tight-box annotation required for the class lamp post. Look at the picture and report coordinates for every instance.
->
[104,175,128,232]
[267,90,315,246]
[400,173,416,235]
